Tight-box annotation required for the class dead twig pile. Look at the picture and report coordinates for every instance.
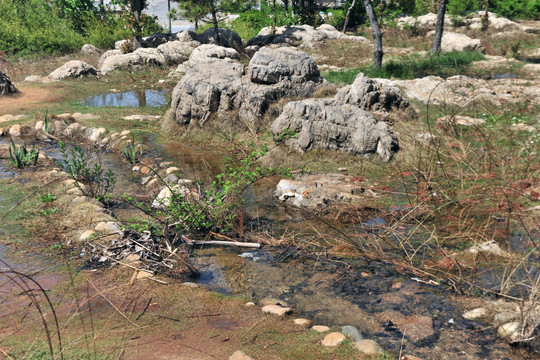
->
[84,229,199,278]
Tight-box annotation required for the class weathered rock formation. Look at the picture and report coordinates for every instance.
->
[0,70,17,95]
[439,32,485,53]
[270,99,398,161]
[81,44,101,55]
[48,60,99,80]
[170,46,325,126]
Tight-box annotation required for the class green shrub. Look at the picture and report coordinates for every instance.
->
[491,0,540,20]
[229,4,299,40]
[0,0,83,55]
[9,139,39,168]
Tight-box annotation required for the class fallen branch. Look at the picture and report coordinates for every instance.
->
[187,240,261,248]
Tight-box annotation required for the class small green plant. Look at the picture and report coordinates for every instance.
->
[58,141,116,200]
[39,208,57,216]
[9,138,39,168]
[122,138,143,165]
[44,110,50,134]
[40,193,56,203]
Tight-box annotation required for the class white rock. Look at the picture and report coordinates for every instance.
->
[463,308,487,320]
[95,221,121,234]
[321,332,346,347]
[355,339,383,354]
[89,127,107,142]
[312,325,330,333]
[79,230,96,242]
[261,304,291,316]
[497,321,520,341]
[293,318,312,327]
[165,166,180,175]
[8,124,21,137]
[229,350,254,360]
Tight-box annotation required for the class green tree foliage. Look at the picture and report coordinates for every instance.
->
[54,0,95,33]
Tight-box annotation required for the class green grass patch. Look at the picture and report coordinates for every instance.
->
[324,51,485,85]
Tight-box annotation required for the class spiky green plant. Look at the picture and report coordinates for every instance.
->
[44,110,50,134]
[9,138,39,168]
[122,137,143,165]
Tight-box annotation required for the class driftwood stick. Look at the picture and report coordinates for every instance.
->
[187,240,261,248]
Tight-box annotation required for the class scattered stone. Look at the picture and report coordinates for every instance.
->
[121,130,131,137]
[0,70,17,95]
[48,60,99,80]
[79,230,96,242]
[122,115,162,121]
[163,174,179,184]
[152,185,188,207]
[312,325,331,333]
[8,124,21,137]
[321,332,346,347]
[463,308,487,320]
[244,302,256,307]
[95,221,121,234]
[81,44,101,55]
[497,322,520,342]
[440,32,485,53]
[182,282,199,288]
[229,350,254,360]
[0,114,27,123]
[493,312,520,326]
[341,325,364,342]
[511,123,536,132]
[261,305,291,316]
[293,318,312,327]
[89,128,107,142]
[355,339,383,355]
[66,187,84,196]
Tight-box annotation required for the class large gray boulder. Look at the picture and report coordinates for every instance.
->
[271,99,399,161]
[440,32,485,53]
[0,71,17,95]
[81,44,101,55]
[335,73,409,113]
[172,44,240,75]
[100,52,145,74]
[249,46,319,84]
[170,61,246,126]
[157,40,200,65]
[48,60,99,80]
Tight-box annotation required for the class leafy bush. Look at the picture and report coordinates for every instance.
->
[230,5,299,40]
[491,0,540,20]
[9,139,39,168]
[0,0,83,55]
[54,0,95,33]
[58,142,116,200]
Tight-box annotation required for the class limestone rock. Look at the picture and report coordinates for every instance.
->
[335,72,409,113]
[0,70,17,95]
[133,47,167,66]
[440,32,485,53]
[294,318,312,327]
[355,339,383,355]
[95,221,121,234]
[8,124,21,137]
[81,44,101,55]
[463,308,487,320]
[341,325,364,342]
[152,185,189,208]
[397,13,450,30]
[249,46,319,84]
[261,304,291,316]
[173,44,240,74]
[312,325,330,333]
[438,115,486,127]
[271,99,399,161]
[229,350,254,360]
[321,332,346,347]
[157,40,199,65]
[100,52,144,74]
[497,321,520,342]
[48,61,98,80]
[170,61,246,126]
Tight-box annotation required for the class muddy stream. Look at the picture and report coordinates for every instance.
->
[0,135,536,359]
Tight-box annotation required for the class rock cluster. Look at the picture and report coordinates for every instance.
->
[170,46,325,126]
[0,70,17,95]
[48,60,99,80]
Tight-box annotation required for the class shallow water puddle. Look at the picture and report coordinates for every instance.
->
[81,89,168,108]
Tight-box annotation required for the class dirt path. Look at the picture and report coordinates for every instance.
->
[0,86,60,115]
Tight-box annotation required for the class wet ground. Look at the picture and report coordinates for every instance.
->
[0,134,538,359]
[81,89,169,108]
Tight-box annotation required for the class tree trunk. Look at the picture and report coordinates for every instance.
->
[431,0,447,54]
[130,0,144,47]
[211,3,220,44]
[343,0,357,33]
[272,0,277,34]
[481,0,489,32]
[363,0,383,69]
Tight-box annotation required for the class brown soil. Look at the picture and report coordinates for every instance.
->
[0,86,61,115]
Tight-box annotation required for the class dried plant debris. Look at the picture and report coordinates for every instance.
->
[83,229,199,278]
